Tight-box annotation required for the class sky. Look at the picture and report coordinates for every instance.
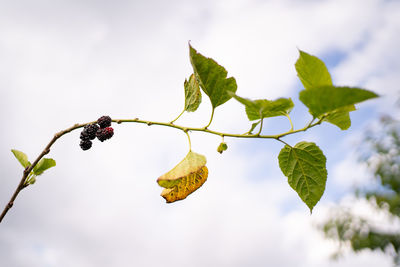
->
[1,0,400,266]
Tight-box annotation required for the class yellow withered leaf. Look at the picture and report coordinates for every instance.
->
[157,151,208,203]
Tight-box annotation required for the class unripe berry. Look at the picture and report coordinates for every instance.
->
[217,142,228,154]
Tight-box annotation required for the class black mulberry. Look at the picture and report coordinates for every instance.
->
[80,140,92,150]
[96,127,114,142]
[83,123,99,140]
[97,116,112,128]
[80,131,90,141]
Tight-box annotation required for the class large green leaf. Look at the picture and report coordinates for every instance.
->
[324,105,356,130]
[184,74,202,112]
[157,151,208,203]
[231,94,294,121]
[278,141,327,212]
[189,45,237,108]
[299,86,378,118]
[11,149,30,168]
[295,50,332,89]
[295,50,359,130]
[33,158,56,176]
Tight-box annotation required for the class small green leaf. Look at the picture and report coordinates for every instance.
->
[33,158,56,176]
[231,93,294,121]
[157,151,208,203]
[245,98,294,121]
[295,50,332,89]
[184,74,202,112]
[11,149,30,168]
[278,141,327,212]
[189,44,237,108]
[299,86,378,118]
[28,176,36,185]
[324,105,356,130]
[248,121,261,134]
[217,142,228,154]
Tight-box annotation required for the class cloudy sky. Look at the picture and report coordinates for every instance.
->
[1,0,399,266]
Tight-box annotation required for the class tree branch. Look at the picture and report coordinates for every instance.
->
[0,116,322,223]
[0,122,91,223]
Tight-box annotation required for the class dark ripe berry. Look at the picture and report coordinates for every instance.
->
[96,127,114,142]
[80,140,92,150]
[97,116,112,128]
[104,127,114,139]
[80,131,90,141]
[96,128,106,142]
[84,123,99,140]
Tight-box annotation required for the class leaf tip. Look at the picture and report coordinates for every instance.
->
[297,49,309,58]
[307,201,316,214]
[371,91,380,98]
[188,42,196,54]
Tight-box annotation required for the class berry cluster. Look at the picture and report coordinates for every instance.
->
[79,116,114,151]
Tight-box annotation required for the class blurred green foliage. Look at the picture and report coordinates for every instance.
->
[320,114,400,265]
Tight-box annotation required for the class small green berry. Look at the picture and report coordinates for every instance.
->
[217,142,228,154]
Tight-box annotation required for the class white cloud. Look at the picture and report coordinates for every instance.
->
[330,152,371,189]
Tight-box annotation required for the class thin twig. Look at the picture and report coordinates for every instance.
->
[0,122,91,223]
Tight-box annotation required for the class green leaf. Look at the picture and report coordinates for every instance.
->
[295,50,359,130]
[189,44,237,108]
[278,141,327,212]
[28,176,36,185]
[295,50,333,89]
[231,94,294,121]
[248,121,261,134]
[324,105,356,130]
[157,151,208,203]
[184,74,202,112]
[33,158,56,176]
[11,149,30,168]
[299,86,378,118]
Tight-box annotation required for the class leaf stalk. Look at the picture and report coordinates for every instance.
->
[170,109,185,124]
[204,108,215,129]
